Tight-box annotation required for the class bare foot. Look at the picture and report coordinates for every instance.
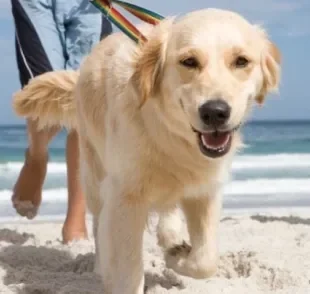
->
[62,219,88,244]
[11,149,48,219]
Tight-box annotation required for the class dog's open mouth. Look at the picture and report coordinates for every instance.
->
[193,129,233,158]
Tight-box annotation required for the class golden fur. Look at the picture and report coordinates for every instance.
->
[13,70,79,130]
[13,9,281,294]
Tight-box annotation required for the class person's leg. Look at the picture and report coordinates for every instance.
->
[62,130,88,243]
[10,0,65,219]
[12,120,59,219]
[55,0,112,242]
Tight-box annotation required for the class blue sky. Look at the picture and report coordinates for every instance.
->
[0,0,309,124]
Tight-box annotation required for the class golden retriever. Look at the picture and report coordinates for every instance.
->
[13,8,281,294]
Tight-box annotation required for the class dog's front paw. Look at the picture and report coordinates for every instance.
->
[167,241,192,258]
[157,228,185,250]
[165,242,217,279]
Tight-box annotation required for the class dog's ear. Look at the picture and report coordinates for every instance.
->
[256,39,281,105]
[132,19,173,107]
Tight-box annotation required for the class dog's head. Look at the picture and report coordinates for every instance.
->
[133,9,281,159]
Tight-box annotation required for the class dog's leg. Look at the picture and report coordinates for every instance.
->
[165,193,221,279]
[157,206,184,249]
[98,178,148,294]
[80,163,102,274]
[78,137,104,274]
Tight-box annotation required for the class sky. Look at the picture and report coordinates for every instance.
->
[0,0,309,125]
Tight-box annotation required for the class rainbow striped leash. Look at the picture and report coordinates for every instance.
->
[90,0,164,43]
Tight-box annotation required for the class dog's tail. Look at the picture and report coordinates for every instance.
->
[13,70,79,130]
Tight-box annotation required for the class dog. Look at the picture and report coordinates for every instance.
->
[13,8,281,294]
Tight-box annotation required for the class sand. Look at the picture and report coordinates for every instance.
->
[0,209,309,294]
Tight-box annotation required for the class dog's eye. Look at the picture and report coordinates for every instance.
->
[234,56,249,68]
[180,57,199,68]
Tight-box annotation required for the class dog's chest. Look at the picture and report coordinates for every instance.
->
[148,168,225,208]
[183,182,218,198]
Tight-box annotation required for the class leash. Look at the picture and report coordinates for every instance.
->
[90,0,164,43]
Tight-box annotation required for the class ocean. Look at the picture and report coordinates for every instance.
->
[0,121,309,221]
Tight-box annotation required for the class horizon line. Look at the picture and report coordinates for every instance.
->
[0,118,309,127]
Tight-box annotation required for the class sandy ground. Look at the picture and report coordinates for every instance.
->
[0,209,309,294]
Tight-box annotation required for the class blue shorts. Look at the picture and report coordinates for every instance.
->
[11,0,112,87]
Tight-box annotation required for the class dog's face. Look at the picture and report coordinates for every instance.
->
[134,9,281,159]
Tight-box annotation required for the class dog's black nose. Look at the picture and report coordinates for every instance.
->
[199,99,231,127]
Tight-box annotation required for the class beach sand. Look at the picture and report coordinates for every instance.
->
[0,209,309,294]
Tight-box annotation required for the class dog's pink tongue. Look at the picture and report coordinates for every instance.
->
[201,132,230,148]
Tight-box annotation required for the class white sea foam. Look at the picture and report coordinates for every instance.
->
[232,153,310,170]
[0,177,309,204]
[0,162,66,175]
[1,153,310,176]
[0,188,68,203]
[224,178,310,195]
[0,153,309,215]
